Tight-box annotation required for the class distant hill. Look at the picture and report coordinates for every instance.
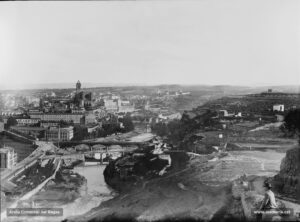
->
[0,83,299,93]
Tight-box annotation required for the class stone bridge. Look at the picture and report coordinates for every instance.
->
[56,140,147,149]
[50,141,147,164]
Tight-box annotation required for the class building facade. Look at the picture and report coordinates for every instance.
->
[29,113,83,124]
[85,112,97,124]
[93,108,107,119]
[16,118,40,126]
[45,126,74,141]
[0,122,4,132]
[273,104,284,112]
[104,99,118,113]
[0,147,17,169]
[158,112,182,121]
[10,126,45,138]
[40,121,59,128]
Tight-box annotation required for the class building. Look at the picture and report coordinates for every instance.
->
[273,104,284,112]
[0,121,4,132]
[1,109,24,116]
[87,124,100,133]
[10,126,46,138]
[28,109,43,115]
[25,96,40,107]
[146,124,152,133]
[219,110,229,117]
[93,108,107,119]
[104,99,118,113]
[71,108,85,114]
[29,113,83,124]
[148,106,161,113]
[45,126,74,141]
[85,112,97,124]
[118,100,135,113]
[0,147,17,169]
[74,81,93,109]
[236,112,242,117]
[76,80,81,92]
[40,121,59,128]
[158,112,182,121]
[16,118,40,126]
[144,101,150,110]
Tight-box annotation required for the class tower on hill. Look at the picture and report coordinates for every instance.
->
[76,80,81,92]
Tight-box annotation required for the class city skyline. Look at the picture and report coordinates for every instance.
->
[1,0,299,89]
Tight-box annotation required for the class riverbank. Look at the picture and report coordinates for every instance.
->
[2,163,115,222]
[67,148,287,222]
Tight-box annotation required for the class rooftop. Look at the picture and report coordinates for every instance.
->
[48,126,74,131]
[30,112,83,115]
[10,126,45,131]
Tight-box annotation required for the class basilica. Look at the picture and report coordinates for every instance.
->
[73,80,92,109]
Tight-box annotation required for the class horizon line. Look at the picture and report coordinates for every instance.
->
[0,82,300,91]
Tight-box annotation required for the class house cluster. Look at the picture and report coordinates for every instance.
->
[156,89,191,97]
[0,81,142,141]
[103,98,135,114]
[216,103,286,123]
[157,112,182,122]
[218,110,242,118]
[0,82,195,142]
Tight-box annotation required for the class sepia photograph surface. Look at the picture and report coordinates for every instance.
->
[0,1,300,222]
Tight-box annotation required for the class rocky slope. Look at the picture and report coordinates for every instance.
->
[103,151,189,192]
[273,146,300,201]
[66,148,300,222]
[67,153,235,222]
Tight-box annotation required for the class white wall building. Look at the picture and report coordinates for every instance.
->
[45,126,74,141]
[104,99,118,113]
[16,118,40,126]
[219,110,229,117]
[29,113,83,124]
[0,147,17,169]
[158,112,182,121]
[273,104,284,112]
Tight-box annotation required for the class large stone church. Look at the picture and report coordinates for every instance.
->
[74,80,92,109]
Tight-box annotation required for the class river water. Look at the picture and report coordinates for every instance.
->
[1,133,286,222]
[60,165,115,219]
[3,165,115,222]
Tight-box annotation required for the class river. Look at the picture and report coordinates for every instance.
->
[60,165,115,219]
[1,132,286,222]
[3,165,115,222]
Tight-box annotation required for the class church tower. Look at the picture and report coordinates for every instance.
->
[76,80,81,92]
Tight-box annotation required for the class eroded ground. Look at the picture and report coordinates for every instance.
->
[67,148,289,222]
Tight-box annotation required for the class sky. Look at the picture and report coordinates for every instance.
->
[0,0,299,89]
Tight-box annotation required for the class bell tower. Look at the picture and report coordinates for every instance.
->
[76,80,81,92]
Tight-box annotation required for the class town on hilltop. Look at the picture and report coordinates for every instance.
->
[0,83,300,222]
